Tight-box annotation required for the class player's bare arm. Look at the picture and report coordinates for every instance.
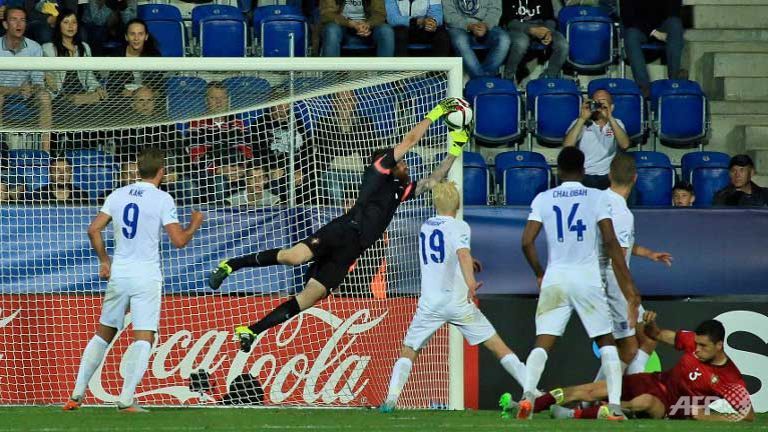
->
[641,310,677,345]
[394,98,461,162]
[632,245,673,266]
[521,220,544,287]
[415,154,456,196]
[598,218,641,326]
[87,212,113,280]
[457,248,481,301]
[164,210,205,248]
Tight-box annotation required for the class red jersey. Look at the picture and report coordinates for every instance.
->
[660,330,751,416]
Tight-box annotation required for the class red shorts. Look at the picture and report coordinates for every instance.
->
[621,373,674,416]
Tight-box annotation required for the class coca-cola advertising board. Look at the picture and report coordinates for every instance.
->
[0,295,450,407]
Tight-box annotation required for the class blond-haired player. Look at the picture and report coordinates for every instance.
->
[380,181,527,412]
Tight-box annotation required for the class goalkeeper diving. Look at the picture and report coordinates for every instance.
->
[208,98,471,352]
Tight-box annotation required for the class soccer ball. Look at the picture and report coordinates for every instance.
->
[444,98,473,130]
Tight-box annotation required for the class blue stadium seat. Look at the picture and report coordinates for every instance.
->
[192,5,248,57]
[403,152,425,182]
[403,75,447,125]
[681,151,731,208]
[260,13,308,57]
[558,6,614,72]
[222,76,271,109]
[137,4,185,57]
[7,149,49,190]
[632,151,674,206]
[587,78,644,142]
[464,77,522,145]
[650,80,708,146]
[2,95,36,123]
[65,150,116,201]
[355,83,397,134]
[526,78,581,145]
[463,151,489,205]
[166,76,208,120]
[495,151,550,205]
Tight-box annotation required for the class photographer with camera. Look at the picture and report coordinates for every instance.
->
[563,89,630,190]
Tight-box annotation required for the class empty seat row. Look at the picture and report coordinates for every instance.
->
[464,77,708,149]
[461,150,731,208]
[138,4,307,57]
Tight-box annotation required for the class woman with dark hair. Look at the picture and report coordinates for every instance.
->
[42,9,108,118]
[106,18,164,98]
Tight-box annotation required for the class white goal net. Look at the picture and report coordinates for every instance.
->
[0,58,464,408]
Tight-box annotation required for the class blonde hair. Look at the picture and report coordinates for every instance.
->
[432,181,460,214]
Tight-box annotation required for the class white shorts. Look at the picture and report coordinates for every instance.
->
[403,303,496,351]
[100,276,162,332]
[605,271,646,339]
[536,272,612,339]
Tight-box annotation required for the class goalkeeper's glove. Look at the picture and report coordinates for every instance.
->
[448,128,470,157]
[425,97,459,123]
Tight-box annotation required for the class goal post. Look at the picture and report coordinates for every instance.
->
[0,57,465,408]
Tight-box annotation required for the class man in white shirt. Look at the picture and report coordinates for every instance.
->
[596,154,672,379]
[515,147,640,421]
[63,149,204,412]
[563,89,630,190]
[380,181,527,412]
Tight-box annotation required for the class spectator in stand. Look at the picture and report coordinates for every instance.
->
[620,0,684,97]
[25,157,90,204]
[186,81,252,163]
[385,0,450,57]
[671,181,695,207]
[502,0,567,83]
[312,89,378,169]
[105,19,162,99]
[320,0,395,57]
[563,89,630,190]
[712,154,768,207]
[42,9,108,121]
[82,0,137,56]
[443,0,510,78]
[226,166,281,207]
[251,99,317,206]
[0,6,53,150]
[25,0,61,44]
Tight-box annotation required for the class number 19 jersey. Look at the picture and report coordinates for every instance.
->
[418,216,471,311]
[100,181,179,278]
[528,181,612,287]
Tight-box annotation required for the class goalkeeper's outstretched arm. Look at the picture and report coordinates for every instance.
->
[394,98,461,161]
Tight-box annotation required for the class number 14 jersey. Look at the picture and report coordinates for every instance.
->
[528,181,612,287]
[100,181,179,278]
[418,216,472,311]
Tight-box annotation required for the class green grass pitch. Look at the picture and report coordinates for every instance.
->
[1,407,766,432]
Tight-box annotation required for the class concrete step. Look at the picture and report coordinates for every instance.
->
[710,101,768,115]
[683,31,768,84]
[745,125,768,149]
[721,78,768,101]
[691,5,768,29]
[713,53,768,77]
[747,149,768,174]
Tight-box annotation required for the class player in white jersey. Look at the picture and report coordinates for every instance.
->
[380,181,527,413]
[63,149,204,413]
[597,154,672,378]
[514,147,640,421]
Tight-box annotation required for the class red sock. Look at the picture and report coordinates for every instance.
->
[574,405,600,419]
[534,393,556,413]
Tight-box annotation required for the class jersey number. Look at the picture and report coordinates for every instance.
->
[122,203,140,239]
[553,204,587,242]
[419,230,445,265]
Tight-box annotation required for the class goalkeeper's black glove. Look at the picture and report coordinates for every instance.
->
[425,97,460,123]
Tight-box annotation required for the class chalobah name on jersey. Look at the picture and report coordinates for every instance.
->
[553,189,588,198]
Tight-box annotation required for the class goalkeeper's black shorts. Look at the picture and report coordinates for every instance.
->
[300,218,363,292]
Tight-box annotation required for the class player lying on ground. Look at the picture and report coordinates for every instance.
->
[64,148,204,412]
[207,98,470,352]
[594,154,673,381]
[380,181,527,412]
[516,147,641,421]
[517,310,755,421]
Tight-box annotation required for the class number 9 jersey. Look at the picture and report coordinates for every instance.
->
[418,216,472,311]
[100,181,179,279]
[528,181,612,288]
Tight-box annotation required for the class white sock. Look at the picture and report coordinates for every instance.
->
[384,358,413,405]
[524,348,548,395]
[118,340,152,406]
[500,353,527,389]
[593,365,605,383]
[599,345,622,406]
[72,335,109,399]
[626,350,650,375]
